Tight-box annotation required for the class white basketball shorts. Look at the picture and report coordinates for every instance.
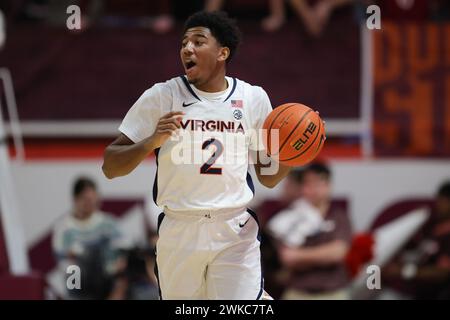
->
[154,207,264,300]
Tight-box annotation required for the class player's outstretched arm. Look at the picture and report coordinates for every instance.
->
[278,240,349,271]
[102,111,184,179]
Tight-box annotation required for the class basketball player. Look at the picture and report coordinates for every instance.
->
[102,11,292,299]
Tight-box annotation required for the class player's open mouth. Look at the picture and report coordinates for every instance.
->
[185,61,196,71]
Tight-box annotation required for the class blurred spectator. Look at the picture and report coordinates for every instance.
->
[52,176,128,299]
[267,163,353,299]
[206,0,355,35]
[78,0,175,32]
[205,0,225,12]
[383,181,450,300]
[205,0,287,32]
[258,168,304,228]
[258,169,304,299]
[150,13,175,34]
[261,0,287,32]
[77,0,104,31]
[288,0,355,36]
[19,0,103,28]
[14,0,176,33]
[121,243,160,300]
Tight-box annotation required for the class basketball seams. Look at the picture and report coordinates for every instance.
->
[310,119,325,158]
[281,117,321,161]
[276,109,313,156]
[280,114,323,162]
[265,103,297,155]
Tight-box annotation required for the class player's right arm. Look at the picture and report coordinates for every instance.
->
[102,111,184,179]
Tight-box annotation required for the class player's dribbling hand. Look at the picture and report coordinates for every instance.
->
[149,111,185,148]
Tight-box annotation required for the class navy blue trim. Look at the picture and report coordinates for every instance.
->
[246,172,255,195]
[223,78,237,102]
[247,208,261,240]
[247,208,264,300]
[180,76,201,101]
[152,148,160,204]
[154,212,165,300]
[156,212,165,233]
[154,257,162,300]
[257,278,264,300]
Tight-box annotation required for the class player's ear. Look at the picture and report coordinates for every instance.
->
[218,47,230,62]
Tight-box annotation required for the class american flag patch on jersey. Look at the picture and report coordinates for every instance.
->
[231,100,243,108]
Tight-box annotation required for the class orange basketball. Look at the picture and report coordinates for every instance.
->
[262,103,326,167]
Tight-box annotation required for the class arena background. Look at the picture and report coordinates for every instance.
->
[0,0,449,299]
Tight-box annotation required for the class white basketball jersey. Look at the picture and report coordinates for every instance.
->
[119,76,272,212]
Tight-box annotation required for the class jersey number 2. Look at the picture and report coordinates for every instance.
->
[200,138,223,175]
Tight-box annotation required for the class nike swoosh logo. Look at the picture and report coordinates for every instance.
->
[182,101,197,107]
[239,218,250,228]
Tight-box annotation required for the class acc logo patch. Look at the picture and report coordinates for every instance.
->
[233,109,243,120]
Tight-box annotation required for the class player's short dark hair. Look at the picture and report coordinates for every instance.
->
[73,176,96,198]
[303,162,332,181]
[183,11,242,62]
[437,181,450,200]
[288,169,304,184]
